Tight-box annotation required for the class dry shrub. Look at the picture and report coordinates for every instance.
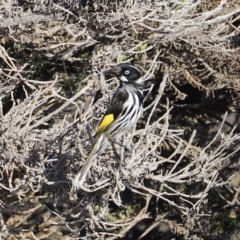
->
[0,0,240,239]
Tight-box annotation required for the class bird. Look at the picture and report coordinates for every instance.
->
[71,63,145,193]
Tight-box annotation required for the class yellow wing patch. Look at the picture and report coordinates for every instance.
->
[95,114,114,137]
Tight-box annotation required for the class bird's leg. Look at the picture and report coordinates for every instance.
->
[109,137,130,172]
[86,124,94,145]
[111,142,121,161]
[109,139,129,152]
[107,137,123,168]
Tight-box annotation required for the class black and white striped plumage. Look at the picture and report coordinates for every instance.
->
[71,63,145,193]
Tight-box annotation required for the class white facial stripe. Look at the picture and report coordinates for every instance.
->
[119,75,128,82]
[135,76,144,84]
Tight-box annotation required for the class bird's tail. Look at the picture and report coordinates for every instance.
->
[71,134,108,194]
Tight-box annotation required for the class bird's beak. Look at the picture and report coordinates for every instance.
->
[103,67,120,76]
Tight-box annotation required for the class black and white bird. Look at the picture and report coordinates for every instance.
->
[71,63,145,193]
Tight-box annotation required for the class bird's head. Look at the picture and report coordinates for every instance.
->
[103,63,144,85]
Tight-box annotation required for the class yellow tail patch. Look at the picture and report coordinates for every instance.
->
[96,114,114,137]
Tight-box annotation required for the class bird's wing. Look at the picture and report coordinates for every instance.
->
[95,88,128,139]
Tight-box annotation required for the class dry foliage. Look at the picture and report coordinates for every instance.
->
[0,0,240,239]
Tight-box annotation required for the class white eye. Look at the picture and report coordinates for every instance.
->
[124,70,130,75]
